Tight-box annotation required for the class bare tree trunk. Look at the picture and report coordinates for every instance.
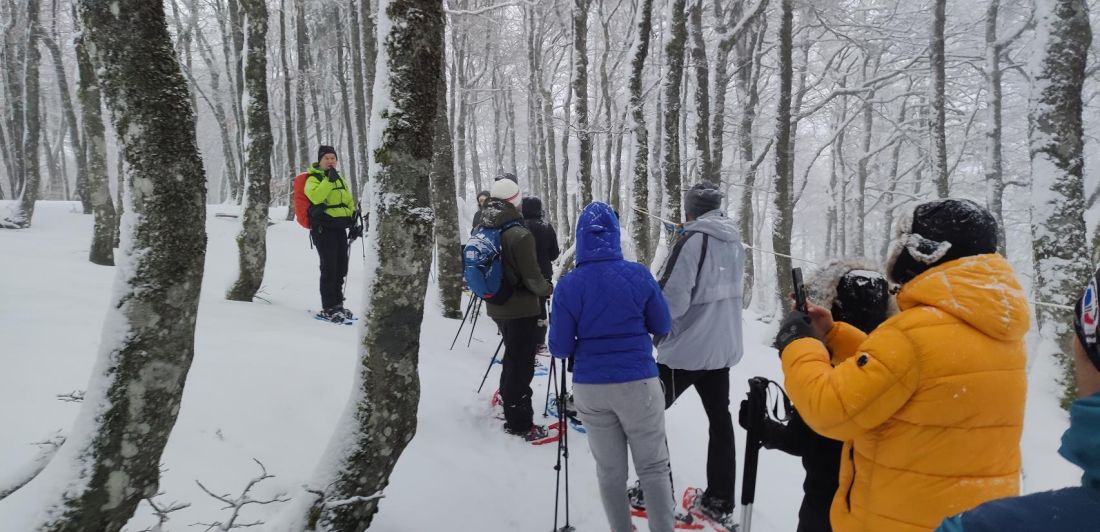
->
[431,52,462,319]
[3,8,26,199]
[1029,0,1093,406]
[573,0,592,205]
[350,0,369,194]
[286,0,443,528]
[737,24,764,305]
[5,0,42,228]
[468,103,483,190]
[688,0,711,183]
[40,32,90,213]
[454,38,470,196]
[629,0,653,263]
[854,52,880,257]
[930,0,949,198]
[282,0,297,221]
[661,0,688,224]
[771,0,794,303]
[77,31,115,266]
[335,12,360,200]
[294,0,310,171]
[0,0,207,528]
[190,27,240,205]
[506,85,517,176]
[985,0,1007,254]
[227,0,273,302]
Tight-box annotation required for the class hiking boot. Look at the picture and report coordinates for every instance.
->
[335,306,355,321]
[536,343,550,356]
[627,479,646,511]
[563,392,579,419]
[687,489,737,531]
[316,308,345,323]
[504,424,550,442]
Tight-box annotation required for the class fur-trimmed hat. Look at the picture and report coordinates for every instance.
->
[885,199,998,285]
[806,258,894,334]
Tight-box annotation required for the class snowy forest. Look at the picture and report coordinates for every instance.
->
[1,0,1100,530]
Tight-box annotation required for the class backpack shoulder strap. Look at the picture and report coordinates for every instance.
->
[658,231,700,289]
[691,233,709,298]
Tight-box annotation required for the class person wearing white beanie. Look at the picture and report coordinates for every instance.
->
[480,175,553,441]
[491,177,522,207]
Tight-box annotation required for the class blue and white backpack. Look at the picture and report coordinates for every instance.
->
[464,220,523,305]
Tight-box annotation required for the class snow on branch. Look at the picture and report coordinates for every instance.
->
[192,459,290,531]
[56,390,85,403]
[444,0,538,16]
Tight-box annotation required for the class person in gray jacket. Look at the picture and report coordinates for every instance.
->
[633,181,745,529]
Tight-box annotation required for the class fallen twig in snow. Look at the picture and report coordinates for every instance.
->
[138,492,191,532]
[56,390,85,403]
[191,459,290,531]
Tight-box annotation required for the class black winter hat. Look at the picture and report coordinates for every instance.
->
[317,145,337,163]
[521,197,544,220]
[886,198,998,285]
[806,259,893,335]
[684,181,723,219]
[1073,266,1100,372]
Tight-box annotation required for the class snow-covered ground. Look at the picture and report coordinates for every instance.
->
[0,201,1083,531]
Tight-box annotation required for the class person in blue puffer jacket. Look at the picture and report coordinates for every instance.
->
[935,265,1100,532]
[550,201,675,532]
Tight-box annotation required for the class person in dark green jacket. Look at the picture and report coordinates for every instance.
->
[305,145,358,323]
[482,177,553,440]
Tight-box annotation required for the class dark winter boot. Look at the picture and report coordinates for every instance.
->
[316,307,345,323]
[686,488,738,531]
[627,479,646,511]
[503,424,549,442]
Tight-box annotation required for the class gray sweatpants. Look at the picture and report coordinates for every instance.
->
[573,378,674,532]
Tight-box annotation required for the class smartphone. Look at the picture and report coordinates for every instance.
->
[792,267,807,313]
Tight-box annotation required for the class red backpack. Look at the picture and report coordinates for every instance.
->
[292,172,311,228]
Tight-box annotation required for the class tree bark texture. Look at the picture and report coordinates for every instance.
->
[629,0,653,264]
[771,0,794,303]
[573,0,592,205]
[281,0,298,221]
[430,53,463,319]
[77,32,116,266]
[295,0,443,528]
[688,0,711,183]
[930,0,948,198]
[7,0,42,228]
[1029,0,1093,405]
[227,0,274,302]
[0,0,207,528]
[662,0,688,224]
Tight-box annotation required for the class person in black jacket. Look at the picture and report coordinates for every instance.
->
[744,259,892,532]
[470,190,491,236]
[521,196,559,352]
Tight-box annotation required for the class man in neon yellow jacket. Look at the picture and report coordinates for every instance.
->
[305,145,358,322]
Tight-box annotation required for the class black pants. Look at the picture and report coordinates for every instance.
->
[658,364,736,507]
[495,317,539,432]
[312,226,349,310]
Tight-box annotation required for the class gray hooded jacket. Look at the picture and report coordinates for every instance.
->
[655,210,744,370]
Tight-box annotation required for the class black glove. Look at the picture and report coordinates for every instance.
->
[325,167,340,182]
[774,310,814,355]
[348,224,363,241]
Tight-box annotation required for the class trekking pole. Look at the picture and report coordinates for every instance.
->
[740,377,769,532]
[449,294,477,350]
[542,356,557,417]
[552,357,575,532]
[476,338,505,394]
[466,297,483,347]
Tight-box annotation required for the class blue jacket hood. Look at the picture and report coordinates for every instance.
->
[576,202,622,264]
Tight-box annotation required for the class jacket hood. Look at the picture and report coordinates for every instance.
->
[576,202,622,264]
[481,198,523,228]
[522,197,544,220]
[806,258,882,309]
[896,254,1029,342]
[684,210,739,243]
[1060,391,1100,488]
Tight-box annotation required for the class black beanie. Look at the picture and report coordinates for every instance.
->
[1074,267,1100,372]
[684,181,723,219]
[317,145,337,163]
[886,199,998,285]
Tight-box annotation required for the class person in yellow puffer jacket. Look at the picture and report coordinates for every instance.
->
[773,199,1029,532]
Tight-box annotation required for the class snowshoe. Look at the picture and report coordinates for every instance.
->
[490,389,505,420]
[627,481,704,529]
[313,308,353,325]
[534,357,550,377]
[546,393,586,434]
[334,306,356,321]
[503,423,560,445]
[682,487,738,532]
